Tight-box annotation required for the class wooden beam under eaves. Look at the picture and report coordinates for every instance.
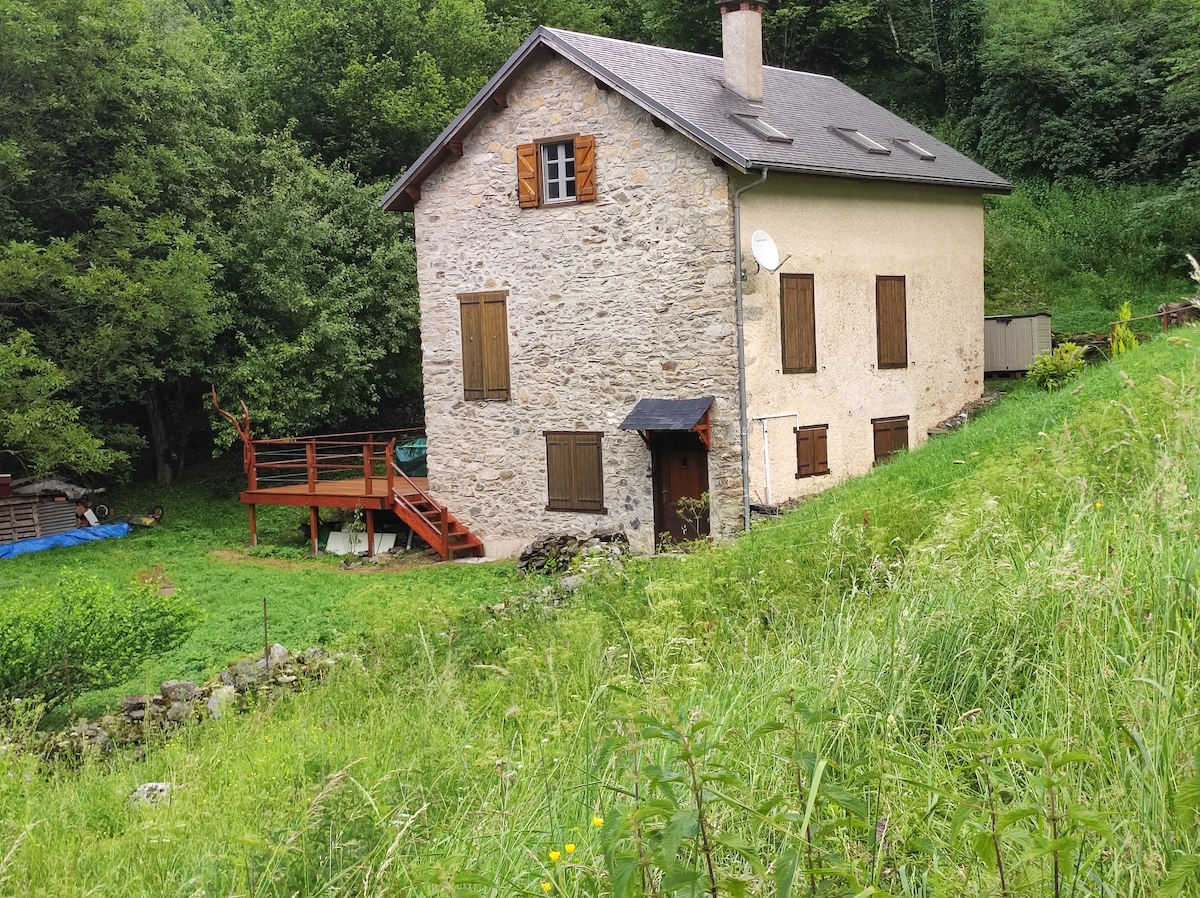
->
[492,91,508,107]
[405,184,421,204]
[449,140,464,156]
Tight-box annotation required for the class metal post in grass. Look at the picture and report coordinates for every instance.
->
[263,596,269,666]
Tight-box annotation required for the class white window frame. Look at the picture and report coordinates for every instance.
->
[540,140,576,204]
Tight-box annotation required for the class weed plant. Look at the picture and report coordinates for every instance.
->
[2,337,1200,895]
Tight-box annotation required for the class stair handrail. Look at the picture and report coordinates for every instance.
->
[388,458,450,556]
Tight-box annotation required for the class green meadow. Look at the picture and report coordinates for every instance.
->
[3,334,1200,897]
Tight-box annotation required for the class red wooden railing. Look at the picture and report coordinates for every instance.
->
[245,429,424,493]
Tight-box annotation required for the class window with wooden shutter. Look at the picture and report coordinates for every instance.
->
[516,135,597,207]
[876,275,908,369]
[781,273,816,373]
[872,415,909,463]
[545,431,606,513]
[795,424,830,478]
[459,291,510,400]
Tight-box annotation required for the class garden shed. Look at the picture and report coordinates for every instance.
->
[984,313,1052,374]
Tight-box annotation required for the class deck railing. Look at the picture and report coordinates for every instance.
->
[246,429,425,493]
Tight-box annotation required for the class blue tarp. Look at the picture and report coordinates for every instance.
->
[0,522,133,559]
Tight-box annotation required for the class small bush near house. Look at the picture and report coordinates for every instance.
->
[0,569,201,713]
[1028,341,1086,390]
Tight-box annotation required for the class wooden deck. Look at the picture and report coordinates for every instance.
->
[229,428,482,559]
[240,476,429,510]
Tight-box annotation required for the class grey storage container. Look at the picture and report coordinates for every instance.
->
[984,313,1052,374]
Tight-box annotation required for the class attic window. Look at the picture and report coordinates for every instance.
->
[832,127,890,155]
[893,138,936,161]
[732,114,793,143]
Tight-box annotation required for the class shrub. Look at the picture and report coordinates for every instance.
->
[1110,301,1138,358]
[0,569,202,711]
[1028,342,1086,391]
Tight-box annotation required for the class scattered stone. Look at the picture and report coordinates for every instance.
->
[166,701,193,725]
[517,527,629,575]
[206,685,237,720]
[130,782,174,806]
[161,680,198,703]
[265,643,289,669]
[26,642,358,764]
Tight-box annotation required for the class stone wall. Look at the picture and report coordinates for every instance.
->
[413,58,739,555]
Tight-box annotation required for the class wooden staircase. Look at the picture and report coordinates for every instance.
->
[390,463,484,560]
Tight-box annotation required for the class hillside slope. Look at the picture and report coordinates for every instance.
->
[3,335,1200,897]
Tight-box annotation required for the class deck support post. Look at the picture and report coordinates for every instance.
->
[366,508,376,558]
[309,506,319,555]
[248,504,258,547]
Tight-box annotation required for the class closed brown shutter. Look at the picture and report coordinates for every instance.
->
[481,293,510,400]
[795,425,830,478]
[781,273,816,373]
[574,134,596,202]
[872,416,909,463]
[876,276,908,369]
[517,143,538,208]
[459,294,485,399]
[545,431,606,512]
[460,291,510,400]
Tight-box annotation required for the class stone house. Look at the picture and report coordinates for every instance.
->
[381,4,1010,556]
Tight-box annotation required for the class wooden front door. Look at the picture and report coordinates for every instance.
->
[652,432,710,546]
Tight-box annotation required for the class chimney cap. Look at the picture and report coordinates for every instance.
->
[716,0,766,12]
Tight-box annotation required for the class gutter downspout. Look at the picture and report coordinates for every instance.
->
[734,168,768,532]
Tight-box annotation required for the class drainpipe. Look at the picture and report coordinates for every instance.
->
[734,168,768,532]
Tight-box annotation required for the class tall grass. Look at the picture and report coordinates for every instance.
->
[3,336,1200,895]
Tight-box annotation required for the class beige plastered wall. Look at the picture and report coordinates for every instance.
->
[736,174,986,505]
[412,56,740,556]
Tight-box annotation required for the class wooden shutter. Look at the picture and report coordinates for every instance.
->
[781,274,816,373]
[459,291,510,400]
[574,134,596,202]
[460,294,485,399]
[795,425,829,478]
[481,293,510,400]
[872,416,909,463]
[517,143,538,208]
[545,432,606,512]
[876,276,908,369]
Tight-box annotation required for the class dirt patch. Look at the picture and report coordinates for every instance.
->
[208,548,439,573]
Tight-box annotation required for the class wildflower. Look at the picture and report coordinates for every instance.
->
[541,882,553,893]
[592,816,604,827]
[549,850,561,862]
[1133,513,1140,520]
[565,843,576,854]
[1095,501,1103,509]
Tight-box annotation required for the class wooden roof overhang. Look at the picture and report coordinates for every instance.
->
[618,396,715,450]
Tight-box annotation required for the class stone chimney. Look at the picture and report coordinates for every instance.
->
[718,0,765,103]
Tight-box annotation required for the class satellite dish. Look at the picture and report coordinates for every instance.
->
[750,230,790,273]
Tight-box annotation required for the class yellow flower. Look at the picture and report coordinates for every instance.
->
[541,882,553,893]
[565,843,576,854]
[548,850,561,862]
[1133,513,1140,519]
[592,816,604,827]
[1095,501,1103,509]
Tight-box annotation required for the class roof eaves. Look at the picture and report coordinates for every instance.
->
[743,158,1013,194]
[380,27,553,212]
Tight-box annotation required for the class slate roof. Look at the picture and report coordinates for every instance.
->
[619,397,715,432]
[381,26,1010,212]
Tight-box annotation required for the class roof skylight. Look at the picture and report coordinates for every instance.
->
[831,127,890,155]
[731,114,793,143]
[893,138,936,161]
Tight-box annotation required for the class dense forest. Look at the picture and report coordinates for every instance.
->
[2,0,1199,484]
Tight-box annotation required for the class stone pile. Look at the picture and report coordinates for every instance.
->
[29,644,354,762]
[516,527,629,576]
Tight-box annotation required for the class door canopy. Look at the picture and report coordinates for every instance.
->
[618,396,714,450]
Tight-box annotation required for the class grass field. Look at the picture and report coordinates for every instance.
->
[3,334,1200,897]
